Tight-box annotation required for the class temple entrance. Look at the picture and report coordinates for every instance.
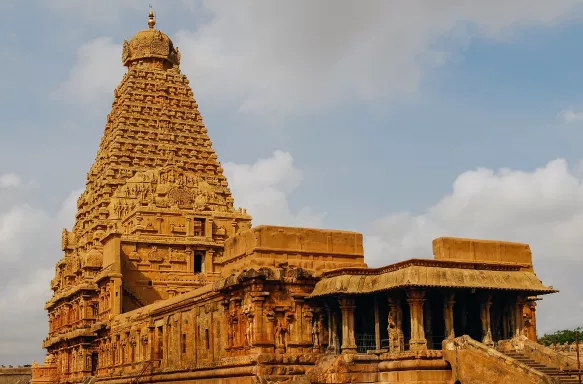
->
[427,291,446,348]
[354,296,376,353]
[91,353,98,375]
[453,291,482,342]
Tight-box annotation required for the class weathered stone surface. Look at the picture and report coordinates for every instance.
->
[0,367,31,384]
[444,336,556,384]
[32,10,558,384]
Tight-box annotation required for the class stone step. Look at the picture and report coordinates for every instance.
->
[501,351,583,384]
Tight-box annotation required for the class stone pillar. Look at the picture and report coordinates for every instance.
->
[326,304,339,354]
[374,297,381,350]
[443,292,455,340]
[80,297,86,320]
[232,297,242,347]
[186,217,192,237]
[264,308,276,350]
[303,308,314,346]
[388,296,404,353]
[205,249,214,274]
[339,296,357,353]
[111,278,122,316]
[480,294,494,346]
[525,300,538,341]
[407,289,427,351]
[220,300,232,350]
[148,326,155,361]
[290,296,305,347]
[505,299,515,340]
[205,218,213,240]
[514,296,526,338]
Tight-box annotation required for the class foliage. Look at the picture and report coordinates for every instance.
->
[539,327,583,346]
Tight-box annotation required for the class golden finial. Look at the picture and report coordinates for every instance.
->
[148,6,156,29]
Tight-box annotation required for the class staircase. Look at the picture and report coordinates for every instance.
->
[122,284,146,308]
[505,351,582,383]
[130,360,154,384]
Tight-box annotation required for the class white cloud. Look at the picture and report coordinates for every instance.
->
[559,106,583,123]
[44,0,144,24]
[0,205,50,262]
[53,1,583,116]
[0,173,22,188]
[173,0,583,116]
[223,151,325,228]
[365,158,583,334]
[0,175,80,365]
[53,37,124,105]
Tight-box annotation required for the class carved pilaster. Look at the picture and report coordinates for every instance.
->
[407,289,427,351]
[339,296,357,353]
[481,294,494,347]
[514,295,526,338]
[251,294,268,347]
[326,304,339,354]
[443,292,455,340]
[388,296,404,353]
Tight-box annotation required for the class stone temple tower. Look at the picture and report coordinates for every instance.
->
[43,9,252,367]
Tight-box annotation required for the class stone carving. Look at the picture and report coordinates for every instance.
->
[128,246,141,261]
[312,317,321,349]
[62,229,68,251]
[148,246,164,262]
[167,188,194,208]
[275,320,287,351]
[122,40,130,64]
[245,317,253,347]
[169,248,187,263]
[35,10,555,384]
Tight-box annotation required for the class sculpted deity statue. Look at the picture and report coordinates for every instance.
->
[245,320,253,347]
[275,320,287,349]
[312,319,321,347]
[388,311,402,353]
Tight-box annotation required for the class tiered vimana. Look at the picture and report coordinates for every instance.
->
[33,10,560,384]
[38,10,252,383]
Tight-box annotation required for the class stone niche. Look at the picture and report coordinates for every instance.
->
[432,237,533,268]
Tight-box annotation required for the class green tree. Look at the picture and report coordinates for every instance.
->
[539,327,583,346]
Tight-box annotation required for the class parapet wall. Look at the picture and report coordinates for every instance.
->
[0,366,32,384]
[432,237,533,269]
[219,226,365,275]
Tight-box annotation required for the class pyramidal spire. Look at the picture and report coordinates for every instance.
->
[50,17,251,295]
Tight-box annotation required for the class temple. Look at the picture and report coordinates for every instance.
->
[32,11,573,384]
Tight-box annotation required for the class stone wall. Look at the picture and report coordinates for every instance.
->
[0,366,31,384]
[220,226,366,275]
[500,336,580,371]
[433,237,533,268]
[443,336,554,384]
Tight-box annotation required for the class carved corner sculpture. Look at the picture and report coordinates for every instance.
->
[32,10,559,384]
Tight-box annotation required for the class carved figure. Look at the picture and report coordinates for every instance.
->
[148,246,164,262]
[275,320,287,348]
[312,319,321,347]
[245,319,253,347]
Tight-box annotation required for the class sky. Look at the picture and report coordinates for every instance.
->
[2,0,583,365]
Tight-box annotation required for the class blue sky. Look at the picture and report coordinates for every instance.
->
[2,0,583,365]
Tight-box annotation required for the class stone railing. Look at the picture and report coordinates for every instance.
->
[500,335,580,371]
[549,341,583,353]
[443,335,558,384]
